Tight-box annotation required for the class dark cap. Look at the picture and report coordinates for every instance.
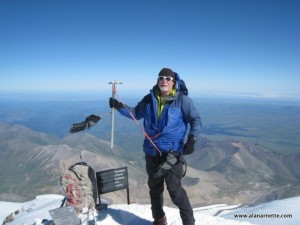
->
[158,68,175,80]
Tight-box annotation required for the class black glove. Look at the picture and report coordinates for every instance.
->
[109,97,124,110]
[183,136,196,155]
[70,114,101,133]
[85,114,101,128]
[153,153,178,179]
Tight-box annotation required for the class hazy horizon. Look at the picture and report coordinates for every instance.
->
[1,89,300,103]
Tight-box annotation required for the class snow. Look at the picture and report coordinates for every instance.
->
[0,194,253,225]
[0,194,299,225]
[220,196,300,225]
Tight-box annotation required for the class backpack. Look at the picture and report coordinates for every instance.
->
[60,162,98,212]
[174,72,188,96]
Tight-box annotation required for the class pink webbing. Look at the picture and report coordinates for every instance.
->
[115,92,162,156]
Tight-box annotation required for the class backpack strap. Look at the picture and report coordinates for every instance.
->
[182,157,187,177]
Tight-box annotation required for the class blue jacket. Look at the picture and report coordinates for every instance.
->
[118,74,201,156]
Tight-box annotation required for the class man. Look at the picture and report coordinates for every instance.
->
[109,68,201,225]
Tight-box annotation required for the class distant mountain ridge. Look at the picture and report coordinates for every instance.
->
[186,137,300,205]
[190,137,300,182]
[0,122,299,207]
[0,122,146,202]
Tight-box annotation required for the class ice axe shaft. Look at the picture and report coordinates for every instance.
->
[108,81,122,149]
[111,84,115,149]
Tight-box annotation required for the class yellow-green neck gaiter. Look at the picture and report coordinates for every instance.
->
[155,88,176,118]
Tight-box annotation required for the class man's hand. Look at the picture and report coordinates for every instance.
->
[183,136,196,155]
[109,97,124,110]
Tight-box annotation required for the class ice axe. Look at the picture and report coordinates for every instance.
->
[69,80,122,150]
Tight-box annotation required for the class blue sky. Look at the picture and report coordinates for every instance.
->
[0,0,299,99]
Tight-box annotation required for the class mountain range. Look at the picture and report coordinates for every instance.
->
[1,122,299,207]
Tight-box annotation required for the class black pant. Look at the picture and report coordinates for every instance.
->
[146,154,195,225]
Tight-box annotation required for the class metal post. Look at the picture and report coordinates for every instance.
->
[110,83,115,149]
[108,81,122,149]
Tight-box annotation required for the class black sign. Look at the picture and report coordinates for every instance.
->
[96,167,128,194]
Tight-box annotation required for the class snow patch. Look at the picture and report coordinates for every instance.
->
[1,194,299,225]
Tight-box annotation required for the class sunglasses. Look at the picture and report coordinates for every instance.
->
[158,76,174,82]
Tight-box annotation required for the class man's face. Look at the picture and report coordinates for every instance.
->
[157,76,174,96]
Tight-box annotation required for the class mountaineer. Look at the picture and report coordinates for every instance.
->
[109,68,201,225]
